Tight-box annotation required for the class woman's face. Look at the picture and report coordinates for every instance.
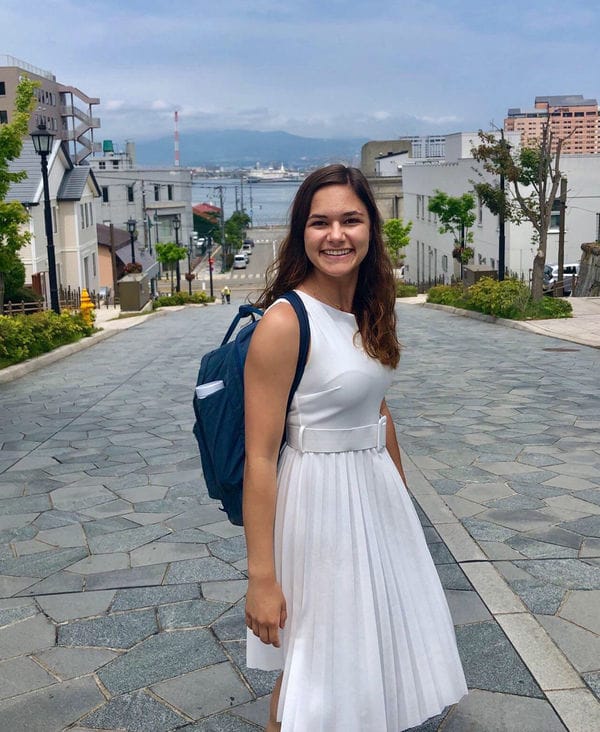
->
[303,184,370,280]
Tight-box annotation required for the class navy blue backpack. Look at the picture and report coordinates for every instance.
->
[192,291,310,525]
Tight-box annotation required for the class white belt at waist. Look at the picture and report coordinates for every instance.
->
[285,416,387,453]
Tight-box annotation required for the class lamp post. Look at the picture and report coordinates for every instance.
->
[31,123,60,314]
[173,215,181,293]
[127,218,137,264]
[187,234,194,295]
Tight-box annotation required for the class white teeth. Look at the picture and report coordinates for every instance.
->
[322,249,352,256]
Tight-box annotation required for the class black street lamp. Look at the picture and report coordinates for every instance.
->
[127,218,137,264]
[187,235,194,295]
[173,215,181,293]
[31,123,60,314]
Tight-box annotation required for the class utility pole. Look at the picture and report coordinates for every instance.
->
[240,175,245,212]
[557,177,567,297]
[215,186,226,273]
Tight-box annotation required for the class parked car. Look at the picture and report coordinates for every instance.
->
[233,253,247,269]
[543,262,579,296]
[244,238,255,248]
[242,242,253,255]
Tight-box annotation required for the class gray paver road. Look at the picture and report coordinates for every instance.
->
[0,300,597,730]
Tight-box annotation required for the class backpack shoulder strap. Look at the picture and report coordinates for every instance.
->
[221,304,263,346]
[280,291,310,409]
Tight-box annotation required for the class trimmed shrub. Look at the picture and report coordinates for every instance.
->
[426,277,572,320]
[465,277,530,319]
[0,311,94,367]
[395,283,418,298]
[152,291,214,309]
[427,284,466,307]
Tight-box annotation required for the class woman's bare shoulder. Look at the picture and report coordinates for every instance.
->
[247,301,300,364]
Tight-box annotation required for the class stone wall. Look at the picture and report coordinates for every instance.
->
[573,243,600,297]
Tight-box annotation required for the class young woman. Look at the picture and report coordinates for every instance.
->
[243,165,466,731]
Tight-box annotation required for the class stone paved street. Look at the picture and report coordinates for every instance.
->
[0,300,599,730]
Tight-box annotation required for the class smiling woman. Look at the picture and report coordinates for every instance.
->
[243,165,467,731]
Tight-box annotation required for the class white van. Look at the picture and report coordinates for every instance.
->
[543,262,579,295]
[233,253,247,270]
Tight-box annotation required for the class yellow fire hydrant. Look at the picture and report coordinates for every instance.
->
[79,288,95,326]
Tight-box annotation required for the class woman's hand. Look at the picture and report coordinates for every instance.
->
[245,576,287,647]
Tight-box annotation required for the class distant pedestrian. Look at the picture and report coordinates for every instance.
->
[243,165,467,730]
[221,286,231,304]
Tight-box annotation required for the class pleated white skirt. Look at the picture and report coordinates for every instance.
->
[246,445,467,731]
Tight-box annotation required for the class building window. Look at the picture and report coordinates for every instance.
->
[0,82,5,95]
[127,185,134,203]
[549,199,561,231]
[112,159,119,169]
[441,255,448,273]
[99,161,106,170]
[80,204,85,229]
[0,110,7,124]
[167,184,174,201]
[102,186,109,203]
[52,206,58,234]
[89,203,94,226]
[596,213,600,241]
[477,196,483,225]
[92,253,97,277]
[154,185,160,202]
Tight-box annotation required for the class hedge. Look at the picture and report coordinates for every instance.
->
[152,291,214,309]
[427,277,572,320]
[0,311,95,368]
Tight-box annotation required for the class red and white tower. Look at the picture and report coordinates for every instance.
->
[174,109,180,167]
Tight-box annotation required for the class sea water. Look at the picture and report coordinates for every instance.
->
[193,178,301,228]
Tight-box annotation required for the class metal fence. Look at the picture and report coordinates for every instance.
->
[1,286,117,317]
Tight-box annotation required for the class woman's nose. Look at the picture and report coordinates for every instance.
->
[328,221,344,241]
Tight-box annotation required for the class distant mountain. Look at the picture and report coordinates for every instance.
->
[134,129,367,168]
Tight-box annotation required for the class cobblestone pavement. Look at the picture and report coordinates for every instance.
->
[0,301,598,730]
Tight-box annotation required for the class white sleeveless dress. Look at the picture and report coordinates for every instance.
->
[246,291,467,731]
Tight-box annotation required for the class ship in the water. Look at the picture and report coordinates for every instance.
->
[246,163,305,183]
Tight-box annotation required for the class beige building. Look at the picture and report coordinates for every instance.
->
[505,95,600,154]
[0,55,100,163]
[7,140,102,300]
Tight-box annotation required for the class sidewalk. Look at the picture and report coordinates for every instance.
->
[0,298,598,730]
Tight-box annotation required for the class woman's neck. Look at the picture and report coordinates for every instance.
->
[299,274,357,313]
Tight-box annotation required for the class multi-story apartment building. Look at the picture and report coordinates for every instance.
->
[89,140,194,255]
[0,55,100,163]
[402,131,600,286]
[505,95,600,154]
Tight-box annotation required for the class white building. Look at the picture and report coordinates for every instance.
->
[7,140,102,298]
[401,132,600,285]
[89,141,194,252]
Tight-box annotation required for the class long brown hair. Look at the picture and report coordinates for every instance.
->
[255,164,400,368]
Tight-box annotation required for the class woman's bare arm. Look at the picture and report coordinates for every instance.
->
[380,399,408,486]
[243,302,299,647]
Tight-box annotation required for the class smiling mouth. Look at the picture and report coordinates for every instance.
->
[322,249,353,256]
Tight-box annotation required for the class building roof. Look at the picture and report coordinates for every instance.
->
[535,95,597,107]
[5,139,45,204]
[96,223,130,248]
[7,139,99,205]
[193,203,221,217]
[57,165,101,200]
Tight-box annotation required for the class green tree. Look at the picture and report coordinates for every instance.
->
[472,122,567,300]
[225,210,251,251]
[155,242,187,293]
[428,190,476,267]
[0,77,37,311]
[383,218,412,267]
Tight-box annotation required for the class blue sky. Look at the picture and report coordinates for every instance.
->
[3,0,600,142]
